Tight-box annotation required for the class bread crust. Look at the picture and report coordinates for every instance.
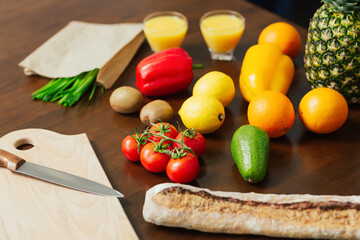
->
[143,183,360,239]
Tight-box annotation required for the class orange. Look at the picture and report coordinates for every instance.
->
[258,22,301,59]
[299,88,348,134]
[248,91,295,138]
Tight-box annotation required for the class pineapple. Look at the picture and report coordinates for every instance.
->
[304,0,360,103]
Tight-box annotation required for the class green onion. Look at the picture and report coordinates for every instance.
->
[32,68,102,107]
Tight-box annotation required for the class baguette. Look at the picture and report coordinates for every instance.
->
[143,183,360,239]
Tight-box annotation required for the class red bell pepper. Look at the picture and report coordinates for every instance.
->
[136,48,194,97]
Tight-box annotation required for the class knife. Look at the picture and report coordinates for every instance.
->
[0,149,123,197]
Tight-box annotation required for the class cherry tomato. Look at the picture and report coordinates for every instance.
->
[140,142,171,173]
[166,153,199,183]
[122,134,143,162]
[173,131,206,158]
[149,122,178,143]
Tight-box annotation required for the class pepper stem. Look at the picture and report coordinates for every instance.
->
[192,64,203,69]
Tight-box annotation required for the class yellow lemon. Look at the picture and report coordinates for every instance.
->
[193,71,235,107]
[178,96,225,134]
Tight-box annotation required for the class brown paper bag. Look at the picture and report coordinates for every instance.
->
[19,21,144,89]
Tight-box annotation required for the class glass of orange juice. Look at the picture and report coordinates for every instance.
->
[200,10,245,61]
[143,11,188,52]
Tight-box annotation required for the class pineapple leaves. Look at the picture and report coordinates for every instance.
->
[322,0,360,13]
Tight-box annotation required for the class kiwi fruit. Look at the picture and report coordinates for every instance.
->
[140,100,173,125]
[110,86,143,113]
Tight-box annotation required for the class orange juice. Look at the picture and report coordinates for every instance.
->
[144,12,188,52]
[200,13,245,53]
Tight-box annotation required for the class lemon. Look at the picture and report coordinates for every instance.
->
[178,96,225,134]
[193,71,235,107]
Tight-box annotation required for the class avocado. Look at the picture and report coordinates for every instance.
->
[231,125,270,184]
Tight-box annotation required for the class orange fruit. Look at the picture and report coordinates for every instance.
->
[258,22,301,59]
[248,91,295,138]
[299,88,348,134]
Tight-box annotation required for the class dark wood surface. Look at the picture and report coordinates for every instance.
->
[1,0,359,239]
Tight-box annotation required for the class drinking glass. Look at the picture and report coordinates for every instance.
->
[200,10,245,61]
[143,11,188,52]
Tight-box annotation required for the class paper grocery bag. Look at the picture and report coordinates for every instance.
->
[19,21,144,89]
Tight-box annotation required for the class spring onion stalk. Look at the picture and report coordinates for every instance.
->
[32,68,101,107]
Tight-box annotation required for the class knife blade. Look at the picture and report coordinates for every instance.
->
[0,149,123,197]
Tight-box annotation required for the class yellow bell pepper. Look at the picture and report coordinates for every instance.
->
[239,43,294,102]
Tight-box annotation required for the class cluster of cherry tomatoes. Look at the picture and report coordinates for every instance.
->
[122,122,206,183]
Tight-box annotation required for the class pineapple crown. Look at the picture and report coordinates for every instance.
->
[322,0,360,13]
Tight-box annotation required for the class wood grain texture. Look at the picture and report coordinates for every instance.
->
[0,0,359,239]
[0,129,138,240]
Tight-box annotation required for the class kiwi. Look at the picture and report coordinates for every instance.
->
[140,100,173,126]
[110,86,143,114]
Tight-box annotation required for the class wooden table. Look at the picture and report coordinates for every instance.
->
[1,0,359,239]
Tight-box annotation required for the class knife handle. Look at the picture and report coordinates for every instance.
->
[0,149,26,171]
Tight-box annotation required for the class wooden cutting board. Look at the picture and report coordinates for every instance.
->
[0,128,138,240]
